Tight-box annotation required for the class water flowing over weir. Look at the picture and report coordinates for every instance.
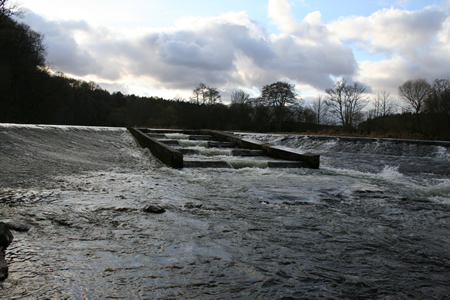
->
[0,124,449,299]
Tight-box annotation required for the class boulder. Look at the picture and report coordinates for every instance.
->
[142,204,166,214]
[0,222,13,249]
[0,222,13,281]
[0,247,8,281]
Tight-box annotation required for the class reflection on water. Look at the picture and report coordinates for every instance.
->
[0,125,449,299]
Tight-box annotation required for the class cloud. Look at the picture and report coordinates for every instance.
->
[21,9,103,77]
[327,5,450,97]
[329,7,447,57]
[20,4,357,97]
[18,1,449,101]
[268,0,297,33]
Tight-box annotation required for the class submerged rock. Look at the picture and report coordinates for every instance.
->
[142,204,166,214]
[5,222,31,232]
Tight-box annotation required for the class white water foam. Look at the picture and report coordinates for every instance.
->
[0,123,125,131]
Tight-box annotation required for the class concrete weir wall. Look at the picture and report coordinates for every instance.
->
[128,128,320,169]
[205,130,320,169]
[128,127,183,168]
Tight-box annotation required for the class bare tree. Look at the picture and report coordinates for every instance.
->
[372,89,395,117]
[311,94,329,125]
[398,79,431,114]
[231,89,250,105]
[190,83,221,105]
[325,78,368,128]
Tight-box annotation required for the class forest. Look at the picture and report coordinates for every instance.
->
[0,1,449,140]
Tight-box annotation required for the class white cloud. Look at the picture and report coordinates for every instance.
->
[268,0,297,33]
[21,4,359,97]
[327,6,450,98]
[18,1,449,100]
[329,7,447,58]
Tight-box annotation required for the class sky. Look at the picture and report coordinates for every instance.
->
[16,0,450,104]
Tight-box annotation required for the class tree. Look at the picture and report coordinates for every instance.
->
[0,7,47,121]
[229,90,252,130]
[425,78,450,114]
[261,81,298,131]
[190,83,207,104]
[325,78,368,129]
[205,86,221,104]
[0,0,20,22]
[231,89,250,105]
[190,83,221,105]
[173,94,186,102]
[311,94,329,125]
[398,79,431,114]
[372,89,395,117]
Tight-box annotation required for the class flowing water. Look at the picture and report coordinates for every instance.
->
[0,124,449,299]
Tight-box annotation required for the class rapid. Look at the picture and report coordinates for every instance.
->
[0,124,449,299]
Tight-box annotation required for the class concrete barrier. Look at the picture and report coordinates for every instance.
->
[204,130,320,169]
[262,145,320,169]
[127,128,183,168]
[130,128,320,169]
[290,134,450,147]
[205,130,266,150]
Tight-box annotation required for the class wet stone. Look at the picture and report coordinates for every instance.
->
[0,222,13,249]
[0,222,13,281]
[184,202,203,209]
[5,221,31,232]
[0,247,8,281]
[142,204,166,214]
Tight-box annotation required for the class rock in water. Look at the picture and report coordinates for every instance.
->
[0,247,8,281]
[142,205,166,214]
[0,222,13,281]
[0,222,13,249]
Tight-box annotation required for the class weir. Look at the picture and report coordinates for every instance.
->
[128,128,320,169]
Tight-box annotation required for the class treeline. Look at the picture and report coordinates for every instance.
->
[359,78,450,140]
[359,112,449,140]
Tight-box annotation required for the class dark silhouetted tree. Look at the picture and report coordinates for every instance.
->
[190,83,207,104]
[0,5,46,121]
[230,89,251,129]
[206,86,221,104]
[425,78,450,114]
[398,79,431,114]
[261,81,298,131]
[311,94,329,125]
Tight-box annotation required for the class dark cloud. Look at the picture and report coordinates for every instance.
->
[21,9,102,76]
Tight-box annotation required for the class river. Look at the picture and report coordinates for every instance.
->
[0,124,449,299]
